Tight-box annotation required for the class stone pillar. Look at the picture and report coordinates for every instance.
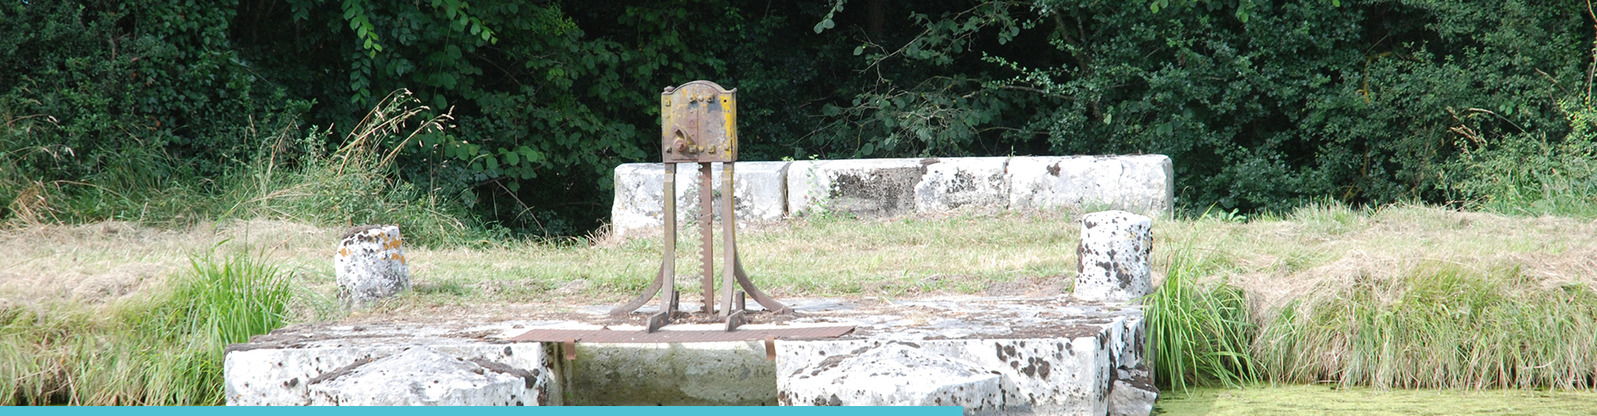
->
[335,225,410,308]
[1075,211,1152,302]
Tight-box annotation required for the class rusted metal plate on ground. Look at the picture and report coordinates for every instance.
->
[509,326,854,343]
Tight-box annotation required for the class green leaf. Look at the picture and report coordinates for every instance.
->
[853,45,865,56]
[484,154,499,170]
[518,146,541,163]
[813,18,835,34]
[503,148,519,165]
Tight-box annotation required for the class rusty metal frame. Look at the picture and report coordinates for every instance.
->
[610,81,791,331]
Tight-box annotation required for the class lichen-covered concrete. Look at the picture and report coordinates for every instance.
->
[305,347,537,406]
[610,155,1173,238]
[780,341,1003,413]
[775,298,1147,415]
[1075,211,1154,303]
[915,157,1011,213]
[1007,155,1173,215]
[334,225,409,307]
[223,324,556,406]
[788,158,929,218]
[224,297,1150,413]
[611,161,790,239]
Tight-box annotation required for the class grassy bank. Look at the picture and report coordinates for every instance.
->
[3,202,1596,403]
[1156,384,1597,415]
[1147,203,1597,392]
[0,251,296,405]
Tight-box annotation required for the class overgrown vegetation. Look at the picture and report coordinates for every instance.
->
[5,0,1597,235]
[1257,265,1597,389]
[5,0,1597,401]
[1145,243,1257,391]
[1147,204,1597,391]
[0,250,295,405]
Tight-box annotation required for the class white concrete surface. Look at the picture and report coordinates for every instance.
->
[914,157,1011,213]
[1075,211,1154,303]
[611,161,790,239]
[334,225,410,308]
[305,347,535,406]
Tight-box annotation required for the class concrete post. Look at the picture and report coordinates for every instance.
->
[1075,211,1153,302]
[335,225,410,308]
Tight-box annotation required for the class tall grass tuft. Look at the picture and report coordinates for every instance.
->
[0,250,293,405]
[1257,264,1597,389]
[223,89,487,247]
[1145,244,1259,391]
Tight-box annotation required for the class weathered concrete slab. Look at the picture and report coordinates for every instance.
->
[611,155,1173,236]
[914,157,1011,213]
[223,324,556,406]
[225,296,1149,414]
[1006,155,1174,216]
[775,301,1146,416]
[788,158,929,218]
[305,346,537,406]
[1076,211,1154,303]
[780,341,1002,413]
[610,161,789,239]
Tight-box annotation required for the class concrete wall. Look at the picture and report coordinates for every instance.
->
[611,155,1174,238]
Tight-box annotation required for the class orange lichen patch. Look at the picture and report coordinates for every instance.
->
[339,247,349,257]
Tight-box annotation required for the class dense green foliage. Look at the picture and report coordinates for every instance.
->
[3,0,1595,234]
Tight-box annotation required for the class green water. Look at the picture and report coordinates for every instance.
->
[1155,384,1597,416]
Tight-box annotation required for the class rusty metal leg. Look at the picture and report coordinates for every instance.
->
[609,261,667,316]
[661,163,678,316]
[719,162,738,318]
[609,163,678,316]
[698,162,716,314]
[647,290,678,333]
[733,253,792,315]
[724,291,746,332]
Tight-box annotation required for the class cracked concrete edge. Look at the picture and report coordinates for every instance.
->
[611,155,1174,238]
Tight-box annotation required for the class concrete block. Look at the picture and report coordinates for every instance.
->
[610,161,789,239]
[914,157,1011,213]
[334,225,409,308]
[305,347,537,406]
[778,327,1135,416]
[223,325,555,406]
[565,341,776,405]
[1108,366,1158,416]
[1007,155,1174,216]
[779,341,1002,414]
[787,158,929,218]
[1075,211,1153,302]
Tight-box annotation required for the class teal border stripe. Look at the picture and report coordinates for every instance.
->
[7,406,963,416]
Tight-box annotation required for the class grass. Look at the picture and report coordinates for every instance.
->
[1155,384,1597,415]
[1255,264,1597,389]
[5,200,1597,403]
[0,249,296,405]
[1148,202,1597,391]
[1145,241,1257,391]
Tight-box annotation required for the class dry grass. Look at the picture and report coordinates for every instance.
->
[1161,203,1597,314]
[3,202,1594,326]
